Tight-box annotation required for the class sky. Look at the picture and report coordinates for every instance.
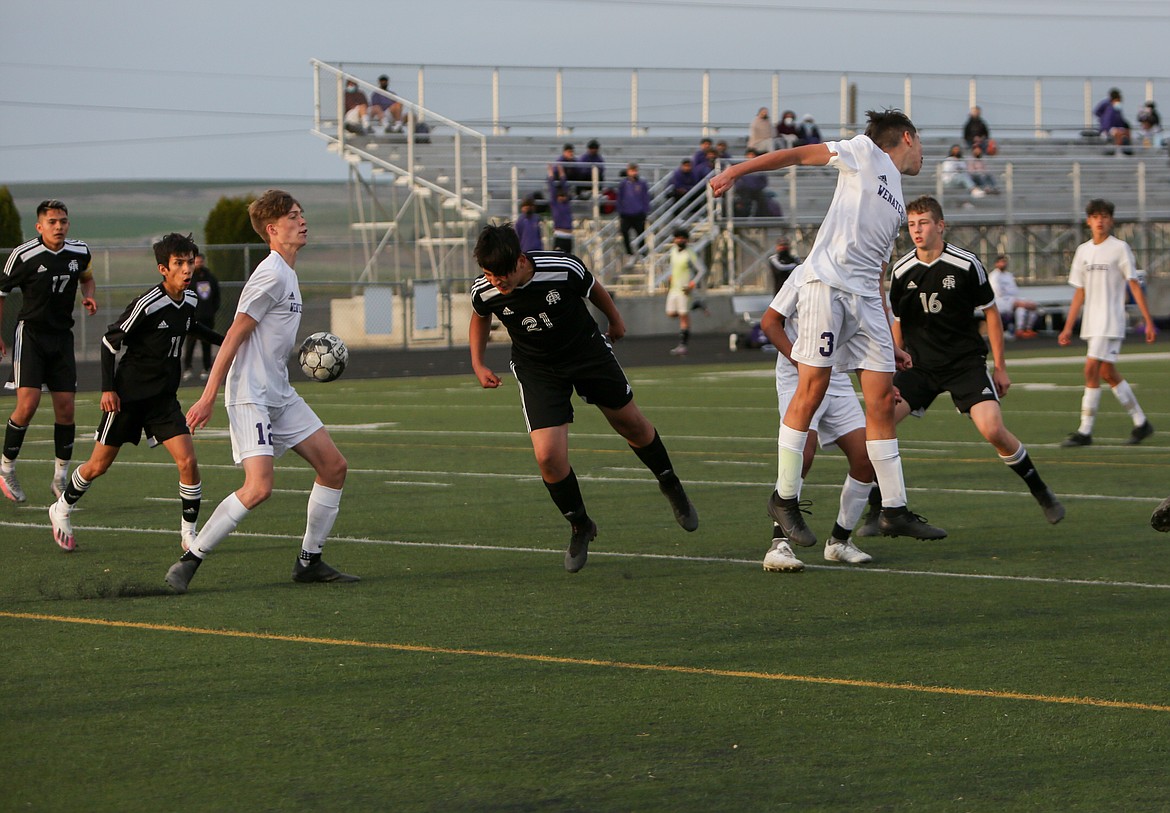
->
[2,0,1168,185]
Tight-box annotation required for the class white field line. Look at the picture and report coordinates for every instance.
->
[2,518,1168,592]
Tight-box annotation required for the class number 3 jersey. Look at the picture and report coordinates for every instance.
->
[101,284,222,401]
[889,243,995,371]
[470,251,609,365]
[0,237,92,333]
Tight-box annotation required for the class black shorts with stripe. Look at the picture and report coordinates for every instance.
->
[510,348,634,432]
[12,323,77,392]
[94,393,189,448]
[894,360,998,417]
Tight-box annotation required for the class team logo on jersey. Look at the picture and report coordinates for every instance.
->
[502,307,514,315]
[906,281,918,290]
[68,259,79,273]
[545,290,561,306]
[878,174,888,184]
[943,275,956,289]
[158,320,169,329]
[36,265,48,274]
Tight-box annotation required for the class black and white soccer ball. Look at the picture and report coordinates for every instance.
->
[298,332,348,382]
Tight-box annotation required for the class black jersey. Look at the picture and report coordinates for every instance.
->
[470,251,609,364]
[889,242,995,371]
[0,237,92,332]
[101,284,222,401]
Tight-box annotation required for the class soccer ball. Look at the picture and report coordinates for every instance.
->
[298,332,348,382]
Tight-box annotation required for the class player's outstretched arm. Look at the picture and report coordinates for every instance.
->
[468,313,500,388]
[186,311,258,429]
[709,144,831,197]
[588,280,626,340]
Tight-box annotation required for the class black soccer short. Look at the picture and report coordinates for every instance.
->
[93,393,190,448]
[510,349,635,432]
[12,323,77,392]
[895,361,999,417]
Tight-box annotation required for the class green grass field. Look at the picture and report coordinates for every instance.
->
[3,346,1169,811]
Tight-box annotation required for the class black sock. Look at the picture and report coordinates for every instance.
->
[679,329,690,347]
[631,430,677,482]
[53,423,75,463]
[179,550,202,564]
[3,420,28,462]
[772,523,784,539]
[831,523,851,542]
[63,468,91,506]
[544,469,589,526]
[1007,450,1046,493]
[867,485,882,510]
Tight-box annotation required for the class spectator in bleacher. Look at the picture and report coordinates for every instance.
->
[1094,88,1133,155]
[668,157,701,203]
[962,106,990,151]
[733,148,772,217]
[546,174,574,253]
[988,255,1040,339]
[370,75,405,134]
[796,114,822,146]
[578,139,605,190]
[775,111,799,149]
[715,140,732,161]
[514,198,543,253]
[768,237,801,294]
[617,163,650,264]
[749,107,773,152]
[343,79,370,134]
[966,145,999,194]
[1058,198,1156,448]
[692,138,714,174]
[941,144,984,198]
[1137,101,1162,147]
[553,144,591,198]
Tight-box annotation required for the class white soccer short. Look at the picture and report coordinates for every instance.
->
[227,396,324,464]
[665,290,690,316]
[791,279,894,373]
[1085,336,1123,363]
[777,388,865,449]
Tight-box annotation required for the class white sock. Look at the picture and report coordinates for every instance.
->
[1111,380,1146,426]
[1078,387,1102,435]
[301,482,343,555]
[867,438,907,509]
[54,458,69,480]
[838,475,875,531]
[0,455,13,473]
[776,424,807,500]
[191,492,250,559]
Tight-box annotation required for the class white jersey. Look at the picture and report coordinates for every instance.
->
[989,268,1020,315]
[225,250,302,407]
[769,283,858,398]
[1068,235,1136,339]
[792,134,905,297]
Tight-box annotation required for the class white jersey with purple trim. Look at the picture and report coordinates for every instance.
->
[790,134,905,297]
[225,250,302,408]
[769,283,859,398]
[1068,235,1137,340]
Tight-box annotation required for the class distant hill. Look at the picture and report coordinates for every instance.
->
[4,180,352,245]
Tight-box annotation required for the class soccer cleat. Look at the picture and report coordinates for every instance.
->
[165,556,202,594]
[762,538,804,572]
[292,557,360,584]
[1152,496,1170,533]
[51,473,68,500]
[669,344,688,356]
[48,500,75,552]
[659,477,699,532]
[1033,487,1065,524]
[0,468,26,503]
[564,519,597,573]
[1015,329,1038,339]
[766,491,816,547]
[181,369,194,382]
[855,504,883,538]
[1060,431,1092,448]
[878,507,947,540]
[824,537,873,564]
[1126,421,1154,445]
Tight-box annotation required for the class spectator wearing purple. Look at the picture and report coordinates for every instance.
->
[553,144,591,198]
[514,198,544,253]
[734,148,772,217]
[669,158,701,203]
[577,139,605,193]
[617,163,651,260]
[370,75,405,134]
[547,177,574,253]
[692,138,714,175]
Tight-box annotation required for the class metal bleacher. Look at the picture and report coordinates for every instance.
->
[311,60,1170,294]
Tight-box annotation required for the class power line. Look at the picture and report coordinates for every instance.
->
[0,129,307,151]
[0,99,305,120]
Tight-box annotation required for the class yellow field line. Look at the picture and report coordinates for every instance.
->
[4,610,1168,714]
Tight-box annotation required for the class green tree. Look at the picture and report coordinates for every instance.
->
[203,194,264,283]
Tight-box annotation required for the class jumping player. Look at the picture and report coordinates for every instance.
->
[861,196,1064,530]
[709,109,944,545]
[0,200,98,504]
[1058,199,1157,447]
[469,223,698,573]
[48,233,223,552]
[164,190,357,593]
